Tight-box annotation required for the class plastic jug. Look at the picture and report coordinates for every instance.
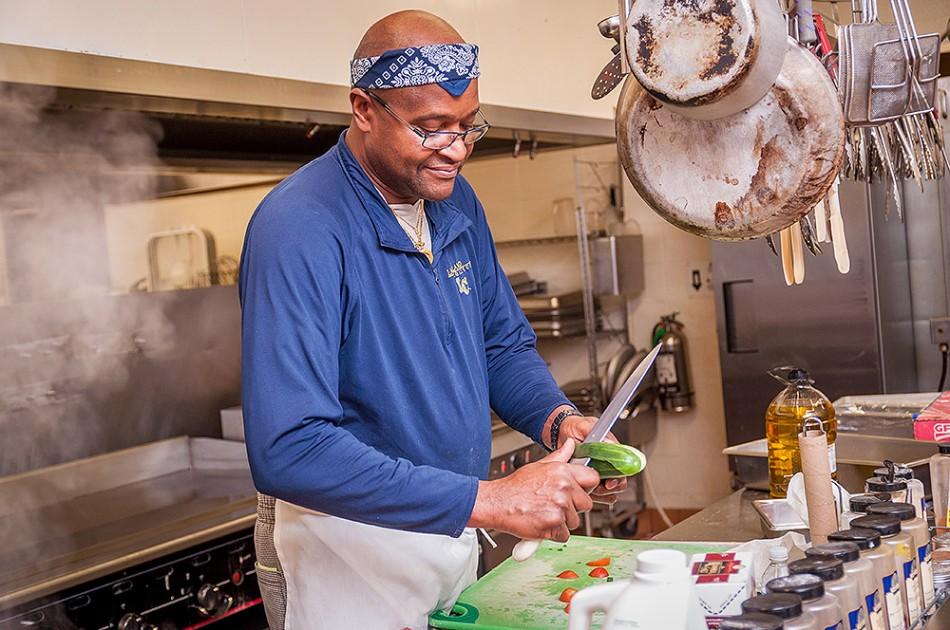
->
[930,442,950,528]
[765,367,837,497]
[568,549,707,630]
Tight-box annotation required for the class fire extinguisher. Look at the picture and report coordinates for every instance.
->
[651,313,694,412]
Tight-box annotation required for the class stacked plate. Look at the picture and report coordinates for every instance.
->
[560,379,602,416]
[518,291,598,338]
[506,271,545,297]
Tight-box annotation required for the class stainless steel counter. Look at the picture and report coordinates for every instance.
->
[724,433,938,494]
[652,488,768,543]
[0,437,256,609]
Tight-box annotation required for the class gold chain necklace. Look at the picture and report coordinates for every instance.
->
[393,201,432,263]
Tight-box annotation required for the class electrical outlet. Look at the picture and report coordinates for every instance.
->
[688,261,713,298]
[931,317,950,344]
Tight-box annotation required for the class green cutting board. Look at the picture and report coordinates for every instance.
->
[429,536,734,630]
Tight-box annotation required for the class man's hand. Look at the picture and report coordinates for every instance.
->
[468,438,600,542]
[545,408,630,506]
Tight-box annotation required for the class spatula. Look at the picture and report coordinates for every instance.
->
[591,53,624,100]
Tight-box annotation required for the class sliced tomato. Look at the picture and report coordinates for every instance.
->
[559,587,578,603]
[557,570,579,579]
[589,567,609,578]
[586,557,611,567]
[563,602,571,614]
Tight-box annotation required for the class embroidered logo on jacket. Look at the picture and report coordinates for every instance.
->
[446,260,472,278]
[447,260,473,296]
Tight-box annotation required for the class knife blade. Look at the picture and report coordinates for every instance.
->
[511,343,662,562]
[570,342,662,466]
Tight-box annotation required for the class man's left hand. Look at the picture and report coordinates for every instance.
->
[556,415,628,506]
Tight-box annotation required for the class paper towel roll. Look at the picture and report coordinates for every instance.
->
[798,420,837,545]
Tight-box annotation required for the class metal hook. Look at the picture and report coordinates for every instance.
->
[802,412,826,434]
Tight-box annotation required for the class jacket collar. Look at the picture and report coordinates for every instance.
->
[335,132,472,260]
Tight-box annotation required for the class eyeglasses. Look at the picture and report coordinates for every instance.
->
[361,89,491,150]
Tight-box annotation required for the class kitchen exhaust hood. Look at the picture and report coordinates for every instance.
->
[0,43,615,166]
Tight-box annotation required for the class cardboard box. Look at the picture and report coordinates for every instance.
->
[690,551,754,629]
[913,391,950,442]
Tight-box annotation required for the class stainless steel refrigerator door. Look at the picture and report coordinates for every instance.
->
[712,177,916,448]
[905,77,950,391]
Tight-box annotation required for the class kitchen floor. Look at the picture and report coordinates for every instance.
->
[628,508,700,539]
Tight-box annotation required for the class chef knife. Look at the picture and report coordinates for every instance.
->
[511,343,662,561]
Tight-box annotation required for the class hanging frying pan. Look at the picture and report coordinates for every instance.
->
[616,40,845,241]
[624,0,787,120]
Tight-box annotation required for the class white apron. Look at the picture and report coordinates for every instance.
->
[273,499,479,630]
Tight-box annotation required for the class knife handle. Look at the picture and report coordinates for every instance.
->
[511,538,542,562]
[511,467,599,562]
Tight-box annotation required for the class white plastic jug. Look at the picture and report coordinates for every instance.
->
[568,549,708,630]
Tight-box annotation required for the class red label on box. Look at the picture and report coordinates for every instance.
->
[691,553,744,584]
[914,392,950,442]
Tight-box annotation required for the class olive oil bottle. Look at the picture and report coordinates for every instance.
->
[765,367,837,497]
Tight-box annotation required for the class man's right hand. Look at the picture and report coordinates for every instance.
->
[468,438,600,542]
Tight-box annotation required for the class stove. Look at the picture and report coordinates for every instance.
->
[488,418,545,480]
[0,531,265,629]
[0,438,263,629]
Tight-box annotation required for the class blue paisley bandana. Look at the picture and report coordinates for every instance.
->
[350,43,479,97]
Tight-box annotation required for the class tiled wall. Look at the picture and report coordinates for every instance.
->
[618,175,733,509]
[464,143,733,509]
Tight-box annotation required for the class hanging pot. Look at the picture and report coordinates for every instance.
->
[624,0,788,120]
[616,40,844,241]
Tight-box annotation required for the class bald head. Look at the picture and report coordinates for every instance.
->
[346,10,480,204]
[354,10,466,58]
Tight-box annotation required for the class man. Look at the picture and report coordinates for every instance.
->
[239,10,629,629]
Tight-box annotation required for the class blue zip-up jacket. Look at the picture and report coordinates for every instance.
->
[239,133,571,537]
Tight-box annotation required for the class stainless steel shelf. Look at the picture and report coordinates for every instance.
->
[495,235,578,248]
[534,327,626,339]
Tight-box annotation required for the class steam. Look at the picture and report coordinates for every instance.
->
[0,84,161,300]
[0,82,175,476]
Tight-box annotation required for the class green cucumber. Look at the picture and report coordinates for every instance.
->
[574,442,646,478]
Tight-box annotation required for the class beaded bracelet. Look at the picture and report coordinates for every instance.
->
[548,408,583,451]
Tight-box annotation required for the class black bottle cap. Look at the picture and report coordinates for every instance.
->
[789,557,845,581]
[828,527,882,550]
[873,466,912,480]
[721,612,785,629]
[788,368,809,382]
[866,502,916,522]
[741,593,803,620]
[806,541,861,563]
[866,476,907,492]
[851,515,902,536]
[939,442,950,455]
[849,494,884,513]
[766,573,825,601]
